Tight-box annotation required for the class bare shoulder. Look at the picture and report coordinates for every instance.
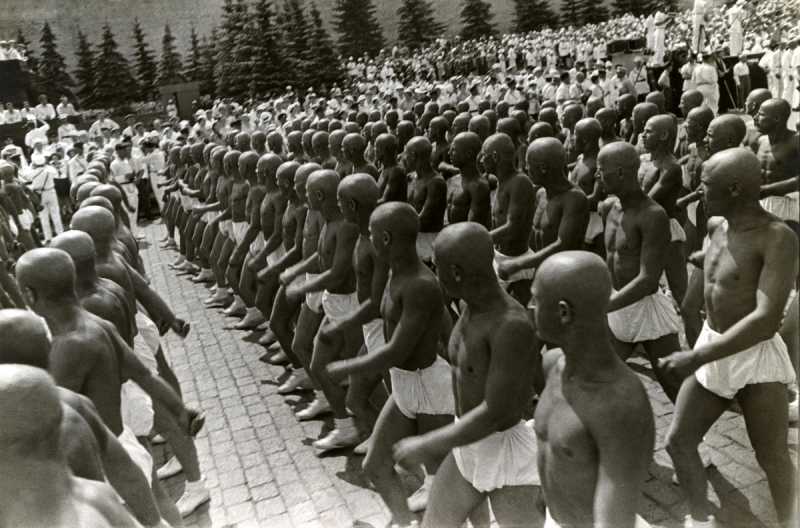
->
[73,477,138,527]
[510,172,535,194]
[585,369,652,433]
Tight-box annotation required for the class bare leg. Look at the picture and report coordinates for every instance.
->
[421,452,484,528]
[291,303,324,376]
[270,285,303,369]
[311,316,363,419]
[737,383,796,525]
[643,333,682,402]
[682,266,705,347]
[153,401,201,483]
[345,344,387,435]
[490,485,545,528]
[666,376,729,522]
[665,240,687,306]
[363,397,418,526]
[215,239,235,289]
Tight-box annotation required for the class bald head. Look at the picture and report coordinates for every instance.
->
[312,131,330,156]
[468,115,491,142]
[538,108,558,128]
[257,153,282,183]
[529,121,554,141]
[632,103,659,132]
[306,169,340,201]
[343,133,367,162]
[434,222,495,298]
[746,88,772,116]
[496,117,521,140]
[80,196,114,214]
[276,161,300,189]
[375,133,398,161]
[450,132,483,168]
[90,184,123,208]
[235,131,251,152]
[645,91,666,113]
[532,251,612,342]
[76,181,101,203]
[527,137,565,185]
[586,96,604,117]
[686,105,715,142]
[251,130,266,150]
[223,150,241,175]
[617,93,636,116]
[0,364,62,453]
[706,114,747,154]
[339,173,380,213]
[703,147,762,209]
[16,247,77,303]
[0,309,52,369]
[50,229,97,265]
[679,89,703,116]
[757,98,792,133]
[562,104,584,128]
[0,160,15,181]
[595,107,617,134]
[643,114,677,151]
[405,136,432,166]
[452,113,471,136]
[370,202,420,249]
[239,151,260,181]
[482,132,516,173]
[598,141,640,193]
[429,116,449,140]
[575,118,602,154]
[70,205,116,246]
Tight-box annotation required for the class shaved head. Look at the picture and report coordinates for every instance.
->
[80,196,114,214]
[527,137,565,185]
[0,309,52,369]
[632,103,659,132]
[745,88,772,116]
[343,133,367,161]
[70,205,116,247]
[468,115,491,142]
[702,147,762,214]
[450,132,483,168]
[645,91,666,113]
[679,89,703,116]
[338,173,380,212]
[482,132,516,174]
[575,118,602,154]
[307,169,340,203]
[239,151,260,181]
[76,181,101,203]
[50,229,97,264]
[375,133,398,161]
[598,141,640,194]
[0,364,62,452]
[528,121,554,141]
[434,222,495,298]
[496,117,521,140]
[370,202,420,252]
[90,184,123,207]
[706,114,746,154]
[16,247,77,302]
[257,153,283,183]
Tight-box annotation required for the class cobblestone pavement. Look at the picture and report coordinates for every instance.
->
[140,223,797,528]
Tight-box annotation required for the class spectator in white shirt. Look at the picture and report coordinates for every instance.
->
[732,55,750,110]
[33,95,56,121]
[56,95,77,118]
[88,112,119,137]
[24,120,50,151]
[4,103,22,124]
[109,142,141,237]
[628,57,650,101]
[555,72,574,106]
[503,79,524,106]
[27,153,62,242]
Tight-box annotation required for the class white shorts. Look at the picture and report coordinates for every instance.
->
[232,221,248,245]
[180,193,191,210]
[117,425,153,484]
[416,232,437,263]
[266,245,286,267]
[453,419,540,492]
[493,248,536,290]
[201,210,216,223]
[249,232,265,258]
[545,508,651,528]
[362,318,385,354]
[687,201,699,227]
[607,290,681,343]
[761,192,799,223]
[695,322,796,399]
[219,219,232,237]
[585,211,604,242]
[669,218,686,242]
[305,273,323,313]
[321,290,359,322]
[390,355,455,419]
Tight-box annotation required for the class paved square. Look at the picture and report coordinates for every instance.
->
[141,223,796,528]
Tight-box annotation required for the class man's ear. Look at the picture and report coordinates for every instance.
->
[450,263,463,283]
[558,300,574,325]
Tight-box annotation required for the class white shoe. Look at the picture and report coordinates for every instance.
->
[407,474,434,513]
[313,424,360,453]
[176,478,210,517]
[684,514,715,528]
[278,370,313,395]
[156,456,183,480]
[353,435,372,455]
[295,398,331,421]
[223,296,247,315]
[151,434,166,445]
[789,398,798,423]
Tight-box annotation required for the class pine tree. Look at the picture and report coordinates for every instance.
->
[215,0,249,97]
[460,0,497,40]
[397,0,444,50]
[229,0,257,99]
[37,22,75,101]
[185,26,203,81]
[577,0,609,24]
[93,24,136,109]
[199,32,217,97]
[158,24,184,85]
[251,0,286,97]
[16,29,39,74]
[73,29,95,108]
[306,3,342,92]
[560,0,580,25]
[333,0,383,59]
[131,18,158,100]
[613,0,654,16]
[513,0,559,33]
[282,0,313,88]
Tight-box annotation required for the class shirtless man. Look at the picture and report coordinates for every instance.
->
[675,89,705,157]
[676,106,714,253]
[596,108,620,147]
[496,138,589,287]
[228,152,273,330]
[617,93,636,142]
[219,151,249,317]
[330,129,353,178]
[446,132,491,228]
[0,308,173,527]
[532,251,654,528]
[252,161,297,339]
[755,98,799,234]
[393,222,541,528]
[375,133,407,203]
[271,162,323,390]
[598,142,682,401]
[325,202,454,525]
[569,118,606,256]
[0,364,139,528]
[662,148,798,527]
[406,137,447,266]
[200,148,236,307]
[343,133,379,179]
[640,114,687,304]
[0,161,36,250]
[483,133,536,304]
[743,88,772,152]
[630,102,659,152]
[316,173,389,454]
[428,116,450,168]
[284,169,362,451]
[312,131,337,169]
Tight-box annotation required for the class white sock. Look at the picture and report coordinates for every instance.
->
[334,417,355,431]
[245,306,260,317]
